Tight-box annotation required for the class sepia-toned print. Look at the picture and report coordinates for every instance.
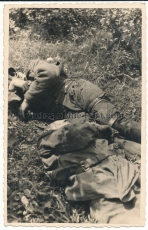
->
[4,3,146,226]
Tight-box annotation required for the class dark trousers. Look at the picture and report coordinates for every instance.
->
[64,79,141,143]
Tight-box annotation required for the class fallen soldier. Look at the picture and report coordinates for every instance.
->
[37,120,141,224]
[8,59,141,143]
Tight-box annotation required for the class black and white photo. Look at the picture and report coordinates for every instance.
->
[4,3,146,226]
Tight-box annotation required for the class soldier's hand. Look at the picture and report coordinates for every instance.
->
[9,78,28,93]
[18,99,30,119]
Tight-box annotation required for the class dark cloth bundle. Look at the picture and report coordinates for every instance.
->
[37,121,141,224]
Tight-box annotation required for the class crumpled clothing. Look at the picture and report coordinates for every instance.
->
[38,121,115,155]
[65,155,139,202]
[37,121,117,186]
[43,139,116,186]
[89,192,140,224]
[37,120,141,224]
[37,121,140,199]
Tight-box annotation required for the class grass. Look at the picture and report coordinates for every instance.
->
[8,29,141,223]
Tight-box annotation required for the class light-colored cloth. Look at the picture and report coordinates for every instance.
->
[65,154,139,202]
[89,192,140,224]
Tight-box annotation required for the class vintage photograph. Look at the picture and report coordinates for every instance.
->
[5,3,146,226]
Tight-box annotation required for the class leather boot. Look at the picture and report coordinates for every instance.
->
[112,117,141,143]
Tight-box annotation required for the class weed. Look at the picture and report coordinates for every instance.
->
[8,21,141,222]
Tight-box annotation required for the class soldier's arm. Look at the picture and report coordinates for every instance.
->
[18,98,30,119]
